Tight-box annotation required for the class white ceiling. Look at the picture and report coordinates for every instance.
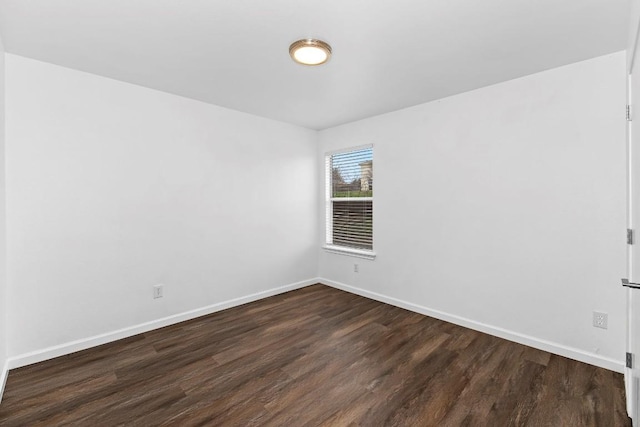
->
[0,0,630,130]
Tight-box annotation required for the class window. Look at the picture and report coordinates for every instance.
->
[324,146,375,259]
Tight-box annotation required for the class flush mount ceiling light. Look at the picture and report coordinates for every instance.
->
[289,39,332,66]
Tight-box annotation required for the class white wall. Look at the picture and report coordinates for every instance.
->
[2,50,628,374]
[0,37,7,389]
[318,52,627,371]
[5,54,318,361]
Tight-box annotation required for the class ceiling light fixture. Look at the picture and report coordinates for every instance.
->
[289,39,332,66]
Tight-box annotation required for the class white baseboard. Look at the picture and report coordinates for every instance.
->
[0,358,8,403]
[320,278,625,373]
[7,278,319,370]
[5,276,623,384]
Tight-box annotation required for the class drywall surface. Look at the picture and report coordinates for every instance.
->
[0,37,7,388]
[5,54,318,359]
[318,52,627,369]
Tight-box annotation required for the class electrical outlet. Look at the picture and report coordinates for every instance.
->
[354,264,359,273]
[153,284,164,299]
[593,311,608,329]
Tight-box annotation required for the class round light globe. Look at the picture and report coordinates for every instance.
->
[289,39,332,66]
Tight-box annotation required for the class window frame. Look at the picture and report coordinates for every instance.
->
[323,144,376,260]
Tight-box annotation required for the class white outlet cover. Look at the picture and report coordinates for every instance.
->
[593,311,608,329]
[153,285,163,299]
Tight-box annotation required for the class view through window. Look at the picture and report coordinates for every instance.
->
[326,146,373,251]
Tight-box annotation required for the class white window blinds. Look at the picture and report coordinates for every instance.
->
[326,147,373,251]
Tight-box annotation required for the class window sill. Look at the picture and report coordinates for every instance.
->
[322,245,377,260]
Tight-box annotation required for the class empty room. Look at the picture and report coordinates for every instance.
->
[0,0,639,425]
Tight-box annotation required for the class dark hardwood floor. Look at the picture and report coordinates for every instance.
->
[0,284,631,426]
